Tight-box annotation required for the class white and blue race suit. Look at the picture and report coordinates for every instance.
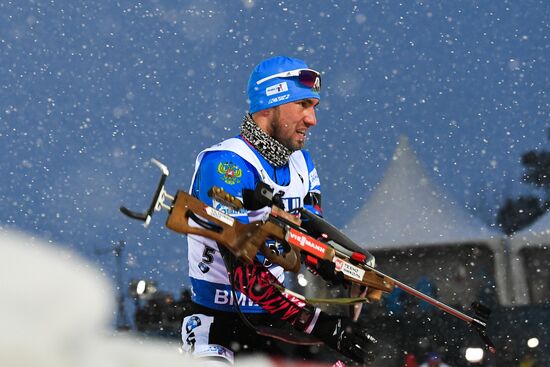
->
[187,136,322,314]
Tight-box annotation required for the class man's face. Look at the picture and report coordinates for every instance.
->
[268,98,319,151]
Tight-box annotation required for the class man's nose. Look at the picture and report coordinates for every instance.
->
[304,108,317,127]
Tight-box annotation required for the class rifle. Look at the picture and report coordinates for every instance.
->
[120,159,496,353]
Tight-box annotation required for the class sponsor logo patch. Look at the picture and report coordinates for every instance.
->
[198,262,210,274]
[333,257,365,281]
[266,82,288,96]
[205,206,235,226]
[285,228,327,258]
[309,168,320,188]
[214,289,258,306]
[185,315,202,333]
[268,93,290,105]
[206,345,233,358]
[212,199,248,216]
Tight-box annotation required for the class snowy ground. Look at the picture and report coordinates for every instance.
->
[0,228,290,367]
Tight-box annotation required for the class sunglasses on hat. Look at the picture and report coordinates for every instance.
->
[256,68,321,93]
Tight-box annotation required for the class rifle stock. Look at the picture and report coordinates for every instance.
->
[166,190,300,272]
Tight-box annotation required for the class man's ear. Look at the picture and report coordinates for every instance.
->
[251,108,275,133]
[252,108,273,119]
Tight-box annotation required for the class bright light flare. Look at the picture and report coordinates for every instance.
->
[297,273,308,287]
[527,337,539,348]
[465,347,484,363]
[136,280,147,295]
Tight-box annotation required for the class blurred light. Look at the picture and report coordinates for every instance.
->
[136,280,146,295]
[297,273,308,287]
[128,279,157,299]
[527,337,539,348]
[465,348,484,363]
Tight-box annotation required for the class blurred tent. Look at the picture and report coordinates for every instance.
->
[508,213,550,305]
[342,136,508,306]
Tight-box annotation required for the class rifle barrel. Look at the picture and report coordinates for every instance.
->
[363,264,479,326]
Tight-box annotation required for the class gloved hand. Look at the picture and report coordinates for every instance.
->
[310,311,377,364]
[303,254,347,287]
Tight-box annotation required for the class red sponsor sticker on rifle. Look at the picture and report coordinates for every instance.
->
[285,227,328,258]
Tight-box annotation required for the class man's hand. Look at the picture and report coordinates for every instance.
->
[303,255,347,287]
[310,311,377,364]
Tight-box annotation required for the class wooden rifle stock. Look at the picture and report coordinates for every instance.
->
[166,190,300,272]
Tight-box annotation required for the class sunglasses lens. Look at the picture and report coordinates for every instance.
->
[299,70,321,92]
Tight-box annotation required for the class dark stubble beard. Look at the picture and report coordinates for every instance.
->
[270,107,303,152]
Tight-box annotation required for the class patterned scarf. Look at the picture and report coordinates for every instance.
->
[240,113,292,167]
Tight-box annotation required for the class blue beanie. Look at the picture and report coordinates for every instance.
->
[247,56,321,114]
